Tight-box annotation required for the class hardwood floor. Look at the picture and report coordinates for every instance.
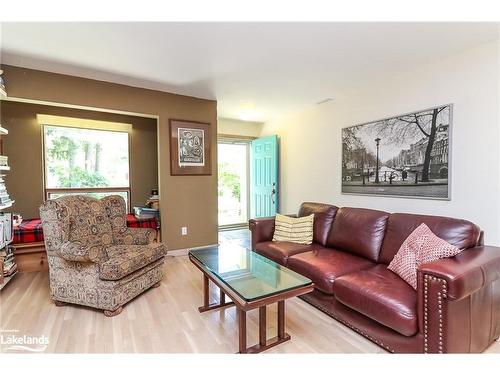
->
[1,238,499,353]
[0,254,386,353]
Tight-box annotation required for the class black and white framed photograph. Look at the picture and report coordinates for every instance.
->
[178,128,205,167]
[169,119,212,175]
[342,104,452,199]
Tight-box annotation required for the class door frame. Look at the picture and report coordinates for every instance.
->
[217,134,255,230]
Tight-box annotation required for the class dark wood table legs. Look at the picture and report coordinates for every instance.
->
[278,300,285,339]
[259,306,267,346]
[238,309,247,353]
[197,273,292,353]
[242,301,291,354]
[198,275,235,313]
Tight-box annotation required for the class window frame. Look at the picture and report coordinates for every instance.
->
[42,123,132,212]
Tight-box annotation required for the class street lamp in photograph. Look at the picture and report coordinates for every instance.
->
[374,137,381,183]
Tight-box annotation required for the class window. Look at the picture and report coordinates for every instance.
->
[43,125,130,208]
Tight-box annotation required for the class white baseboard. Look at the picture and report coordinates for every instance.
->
[166,243,219,257]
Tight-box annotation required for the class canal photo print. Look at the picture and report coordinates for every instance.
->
[342,104,451,199]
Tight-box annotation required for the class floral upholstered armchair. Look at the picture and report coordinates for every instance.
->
[39,195,167,316]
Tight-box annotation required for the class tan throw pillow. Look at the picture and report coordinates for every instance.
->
[273,213,314,245]
[388,223,462,289]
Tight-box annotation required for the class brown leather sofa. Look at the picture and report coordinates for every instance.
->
[249,202,500,353]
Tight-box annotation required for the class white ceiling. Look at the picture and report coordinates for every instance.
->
[1,22,498,122]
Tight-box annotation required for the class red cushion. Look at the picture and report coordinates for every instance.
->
[254,241,317,266]
[13,215,158,245]
[287,247,374,294]
[334,265,418,337]
[326,207,389,262]
[388,223,462,289]
[13,219,44,244]
[125,214,158,229]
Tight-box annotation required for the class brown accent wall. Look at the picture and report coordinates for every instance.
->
[0,101,158,218]
[0,65,218,250]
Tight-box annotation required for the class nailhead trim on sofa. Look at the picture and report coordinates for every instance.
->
[423,274,448,353]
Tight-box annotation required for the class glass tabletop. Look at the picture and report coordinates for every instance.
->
[189,246,312,302]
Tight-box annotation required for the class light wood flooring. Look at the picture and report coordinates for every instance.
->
[1,237,499,353]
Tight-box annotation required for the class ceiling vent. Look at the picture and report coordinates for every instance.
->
[316,98,334,105]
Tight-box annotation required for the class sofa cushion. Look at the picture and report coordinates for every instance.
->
[99,243,166,281]
[389,223,462,289]
[255,241,319,266]
[298,202,339,246]
[326,207,389,262]
[379,213,481,264]
[287,247,374,294]
[334,265,418,337]
[273,213,314,244]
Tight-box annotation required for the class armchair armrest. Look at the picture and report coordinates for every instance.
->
[59,241,104,263]
[418,246,500,301]
[113,227,157,245]
[127,227,157,245]
[249,217,275,251]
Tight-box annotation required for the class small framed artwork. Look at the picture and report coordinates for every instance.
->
[169,119,212,175]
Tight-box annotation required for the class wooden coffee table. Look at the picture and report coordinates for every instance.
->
[189,246,314,353]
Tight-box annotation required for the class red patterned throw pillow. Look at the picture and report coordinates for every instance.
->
[388,223,462,289]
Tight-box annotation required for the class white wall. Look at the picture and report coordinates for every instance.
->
[218,117,263,137]
[262,40,500,245]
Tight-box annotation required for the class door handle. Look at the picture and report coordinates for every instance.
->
[271,184,276,204]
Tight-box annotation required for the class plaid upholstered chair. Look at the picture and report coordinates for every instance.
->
[39,195,167,316]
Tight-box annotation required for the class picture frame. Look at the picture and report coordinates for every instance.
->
[341,104,452,200]
[169,119,212,176]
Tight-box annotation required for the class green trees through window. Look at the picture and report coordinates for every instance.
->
[44,125,129,189]
[43,125,130,206]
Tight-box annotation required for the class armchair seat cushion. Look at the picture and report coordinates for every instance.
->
[100,243,166,281]
[334,265,418,337]
[286,247,374,294]
[254,241,319,266]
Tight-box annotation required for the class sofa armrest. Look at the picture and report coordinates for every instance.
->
[59,241,104,263]
[249,217,275,250]
[418,246,500,301]
[417,246,500,353]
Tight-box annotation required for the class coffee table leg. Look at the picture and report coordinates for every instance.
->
[259,306,267,346]
[203,275,210,308]
[278,300,285,339]
[243,301,291,353]
[198,275,234,313]
[220,289,225,305]
[238,308,247,353]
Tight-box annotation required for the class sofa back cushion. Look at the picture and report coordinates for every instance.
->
[326,207,389,262]
[298,202,338,246]
[273,213,314,244]
[379,213,481,264]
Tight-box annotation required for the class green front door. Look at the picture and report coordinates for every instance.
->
[250,135,279,218]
